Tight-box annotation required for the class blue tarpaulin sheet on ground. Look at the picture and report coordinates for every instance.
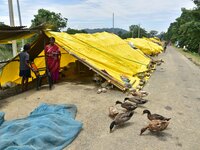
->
[0,103,83,150]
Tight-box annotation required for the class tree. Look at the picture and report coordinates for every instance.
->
[31,9,68,31]
[66,28,87,34]
[117,31,123,38]
[157,32,166,40]
[149,30,158,37]
[116,24,149,39]
[129,25,148,38]
[166,3,200,53]
[119,32,132,39]
[193,0,200,7]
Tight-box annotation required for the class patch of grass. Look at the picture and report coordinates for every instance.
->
[0,46,12,69]
[176,47,200,66]
[0,46,12,61]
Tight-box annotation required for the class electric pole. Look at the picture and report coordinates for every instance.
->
[132,30,133,38]
[8,0,17,56]
[17,0,24,48]
[112,13,114,33]
[138,24,140,38]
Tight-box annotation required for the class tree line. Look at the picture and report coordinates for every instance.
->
[0,8,164,61]
[30,9,160,38]
[165,0,200,54]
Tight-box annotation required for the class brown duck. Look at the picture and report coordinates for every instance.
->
[124,97,148,105]
[115,101,137,111]
[143,110,171,121]
[140,120,169,135]
[110,111,134,133]
[108,106,119,118]
[130,90,149,98]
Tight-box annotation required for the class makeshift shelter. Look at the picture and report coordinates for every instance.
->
[0,26,35,44]
[148,37,163,46]
[125,38,163,55]
[0,28,151,91]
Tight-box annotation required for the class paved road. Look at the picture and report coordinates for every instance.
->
[141,46,200,150]
[1,46,200,150]
[68,46,200,150]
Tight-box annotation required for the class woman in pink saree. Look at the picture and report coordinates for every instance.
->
[45,37,61,83]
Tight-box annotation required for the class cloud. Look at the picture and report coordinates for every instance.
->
[0,0,195,32]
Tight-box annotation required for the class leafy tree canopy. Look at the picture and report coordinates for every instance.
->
[31,9,68,31]
[165,1,200,53]
[66,28,87,34]
[149,30,158,37]
[129,25,149,38]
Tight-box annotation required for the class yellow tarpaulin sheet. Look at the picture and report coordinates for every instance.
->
[126,38,163,55]
[45,31,150,89]
[149,37,163,46]
[0,32,36,44]
[0,45,76,86]
[0,31,151,90]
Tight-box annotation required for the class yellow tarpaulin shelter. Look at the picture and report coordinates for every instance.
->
[0,32,76,86]
[0,31,151,90]
[126,38,163,55]
[0,26,36,44]
[149,37,163,46]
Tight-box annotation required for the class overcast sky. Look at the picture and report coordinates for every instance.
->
[0,0,195,32]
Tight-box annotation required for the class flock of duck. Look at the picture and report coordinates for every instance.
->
[108,90,171,135]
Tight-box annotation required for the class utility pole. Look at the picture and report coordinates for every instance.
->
[132,30,133,38]
[112,13,114,33]
[8,0,17,56]
[17,0,24,49]
[138,24,140,38]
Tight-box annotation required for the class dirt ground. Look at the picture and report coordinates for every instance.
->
[0,46,200,150]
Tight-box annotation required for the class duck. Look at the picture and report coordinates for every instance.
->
[140,120,170,135]
[115,101,137,111]
[109,106,119,118]
[143,109,171,121]
[130,90,149,98]
[110,111,134,133]
[154,59,164,66]
[151,59,164,64]
[124,97,148,105]
[156,62,162,66]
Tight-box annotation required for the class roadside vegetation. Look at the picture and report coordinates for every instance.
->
[2,1,199,64]
[165,0,200,54]
[176,47,200,66]
[0,45,12,61]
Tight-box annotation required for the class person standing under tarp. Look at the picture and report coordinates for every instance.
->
[19,43,31,91]
[163,41,169,53]
[45,37,61,83]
